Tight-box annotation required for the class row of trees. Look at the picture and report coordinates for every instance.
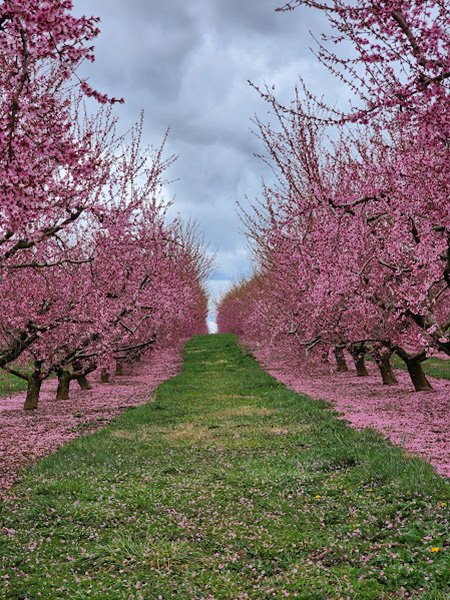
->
[218,0,450,392]
[0,1,211,409]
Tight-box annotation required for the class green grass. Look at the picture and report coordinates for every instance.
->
[0,368,27,395]
[391,356,450,381]
[1,333,450,599]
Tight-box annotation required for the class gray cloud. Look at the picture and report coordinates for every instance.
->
[72,0,341,324]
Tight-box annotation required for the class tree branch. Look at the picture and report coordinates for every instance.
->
[8,21,30,163]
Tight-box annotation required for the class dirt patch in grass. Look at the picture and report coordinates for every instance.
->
[111,430,139,440]
[265,424,312,436]
[200,360,230,365]
[167,424,210,441]
[214,405,274,418]
[210,394,258,401]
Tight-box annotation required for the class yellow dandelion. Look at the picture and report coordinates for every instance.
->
[431,547,441,553]
[315,495,321,499]
[441,502,447,507]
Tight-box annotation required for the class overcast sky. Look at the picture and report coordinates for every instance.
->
[72,0,343,329]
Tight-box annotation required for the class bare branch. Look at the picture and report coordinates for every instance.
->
[5,257,94,270]
[114,338,157,354]
[2,207,85,262]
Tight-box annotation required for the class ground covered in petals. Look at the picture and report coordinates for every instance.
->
[0,348,182,497]
[2,334,450,599]
[253,347,450,479]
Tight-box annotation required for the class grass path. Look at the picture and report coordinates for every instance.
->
[2,334,450,599]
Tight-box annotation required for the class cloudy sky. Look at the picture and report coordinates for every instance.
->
[72,0,342,329]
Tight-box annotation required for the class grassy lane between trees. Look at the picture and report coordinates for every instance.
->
[0,370,27,395]
[1,334,450,600]
[392,356,450,381]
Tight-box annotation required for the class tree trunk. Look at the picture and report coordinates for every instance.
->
[376,354,398,385]
[24,374,42,410]
[333,347,348,373]
[100,368,110,383]
[115,361,123,376]
[349,344,369,377]
[403,357,433,392]
[56,370,71,400]
[355,354,369,376]
[76,375,91,390]
[72,360,93,390]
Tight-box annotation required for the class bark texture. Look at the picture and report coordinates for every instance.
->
[404,357,433,392]
[100,368,110,383]
[56,370,71,400]
[333,347,349,372]
[115,361,123,376]
[76,375,91,390]
[350,344,369,377]
[24,374,42,410]
[377,354,398,386]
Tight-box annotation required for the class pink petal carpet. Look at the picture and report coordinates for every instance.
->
[254,346,450,478]
[0,348,182,498]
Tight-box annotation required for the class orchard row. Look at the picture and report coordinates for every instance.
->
[0,1,211,409]
[218,0,450,392]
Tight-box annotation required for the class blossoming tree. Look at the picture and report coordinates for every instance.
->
[0,2,212,408]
